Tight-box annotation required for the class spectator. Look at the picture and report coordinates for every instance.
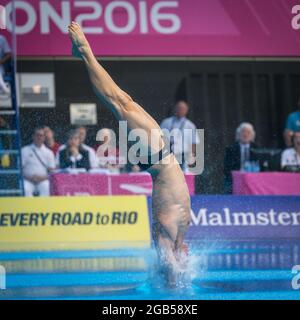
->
[43,126,61,155]
[224,123,258,194]
[284,98,300,147]
[57,130,91,170]
[160,101,200,171]
[94,128,124,172]
[76,126,98,168]
[0,35,11,95]
[22,127,56,197]
[281,132,300,169]
[57,126,98,169]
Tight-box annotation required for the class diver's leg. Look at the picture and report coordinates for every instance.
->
[68,22,163,153]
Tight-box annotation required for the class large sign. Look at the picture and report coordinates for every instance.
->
[1,195,299,254]
[0,196,151,251]
[147,196,300,239]
[1,0,300,56]
[187,196,300,239]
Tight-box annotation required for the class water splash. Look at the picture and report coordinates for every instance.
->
[147,242,210,292]
[176,243,210,289]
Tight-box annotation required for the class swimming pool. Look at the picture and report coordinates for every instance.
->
[0,240,299,300]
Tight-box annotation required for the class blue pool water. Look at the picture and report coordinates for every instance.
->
[0,240,299,300]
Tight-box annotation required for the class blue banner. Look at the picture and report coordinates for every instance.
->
[148,196,300,239]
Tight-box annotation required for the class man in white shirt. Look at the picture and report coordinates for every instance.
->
[281,132,300,168]
[22,127,56,196]
[160,101,200,171]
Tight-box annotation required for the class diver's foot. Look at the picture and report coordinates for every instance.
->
[68,21,91,58]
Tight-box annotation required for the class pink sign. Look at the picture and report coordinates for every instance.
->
[2,0,300,56]
[233,171,300,195]
[110,173,195,195]
[50,173,110,196]
[50,173,195,196]
[110,174,153,196]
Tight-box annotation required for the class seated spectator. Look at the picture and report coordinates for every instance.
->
[57,130,91,171]
[76,126,98,168]
[58,126,98,169]
[284,98,300,147]
[224,122,258,193]
[94,128,124,172]
[94,128,141,173]
[281,132,300,170]
[22,127,56,197]
[43,126,60,155]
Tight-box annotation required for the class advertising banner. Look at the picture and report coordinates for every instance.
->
[0,196,151,251]
[1,0,300,57]
[147,196,300,239]
[188,196,300,239]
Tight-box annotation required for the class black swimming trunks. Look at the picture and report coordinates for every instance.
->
[138,135,172,171]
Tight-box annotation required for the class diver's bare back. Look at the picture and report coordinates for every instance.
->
[68,22,191,253]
